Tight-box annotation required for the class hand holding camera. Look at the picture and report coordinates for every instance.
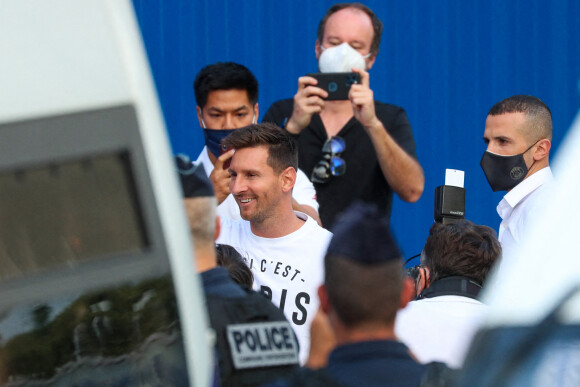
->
[306,72,361,101]
[348,68,379,130]
[285,75,329,134]
[286,71,361,134]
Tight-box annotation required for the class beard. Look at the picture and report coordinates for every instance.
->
[238,194,280,224]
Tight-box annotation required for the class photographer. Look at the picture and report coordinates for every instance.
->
[263,3,424,229]
[396,220,501,369]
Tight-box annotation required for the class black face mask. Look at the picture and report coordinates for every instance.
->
[480,142,536,192]
[203,128,236,158]
[199,111,256,158]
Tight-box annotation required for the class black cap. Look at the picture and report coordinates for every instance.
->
[175,154,214,198]
[327,201,402,264]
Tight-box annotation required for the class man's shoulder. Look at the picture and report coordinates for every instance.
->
[207,286,287,317]
[327,340,425,386]
[270,98,294,107]
[263,98,295,122]
[397,297,485,325]
[300,214,333,239]
[201,269,247,299]
[410,295,484,310]
[374,100,404,110]
[265,366,346,387]
[373,100,407,118]
[372,101,414,145]
[215,217,250,244]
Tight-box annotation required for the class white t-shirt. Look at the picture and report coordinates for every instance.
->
[216,211,333,364]
[395,296,487,369]
[196,147,319,221]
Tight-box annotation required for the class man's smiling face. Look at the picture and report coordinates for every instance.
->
[228,145,284,224]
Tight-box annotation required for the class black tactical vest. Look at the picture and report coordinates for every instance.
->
[206,289,299,386]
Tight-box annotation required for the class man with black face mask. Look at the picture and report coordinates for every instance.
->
[480,95,553,261]
[193,62,321,224]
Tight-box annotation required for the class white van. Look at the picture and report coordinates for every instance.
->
[0,1,212,385]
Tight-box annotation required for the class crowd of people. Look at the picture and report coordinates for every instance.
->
[177,2,555,386]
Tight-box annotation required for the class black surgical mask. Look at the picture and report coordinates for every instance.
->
[480,142,537,192]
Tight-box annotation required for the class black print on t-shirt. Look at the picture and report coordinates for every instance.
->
[244,258,305,282]
[260,286,310,326]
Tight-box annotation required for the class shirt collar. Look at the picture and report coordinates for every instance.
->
[497,166,553,220]
[200,266,230,287]
[200,267,247,298]
[329,340,410,364]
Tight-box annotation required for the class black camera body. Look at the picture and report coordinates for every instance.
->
[307,72,361,100]
[434,185,465,224]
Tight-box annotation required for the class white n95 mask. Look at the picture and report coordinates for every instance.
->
[318,42,370,73]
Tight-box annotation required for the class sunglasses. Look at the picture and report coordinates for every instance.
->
[311,136,346,184]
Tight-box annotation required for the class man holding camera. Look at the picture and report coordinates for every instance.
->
[263,3,424,228]
[395,220,501,368]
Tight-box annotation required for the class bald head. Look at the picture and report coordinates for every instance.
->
[488,95,552,144]
[317,3,383,57]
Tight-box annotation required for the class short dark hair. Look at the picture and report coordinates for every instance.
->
[422,220,501,286]
[216,244,253,289]
[324,256,402,328]
[488,95,553,142]
[221,123,298,174]
[317,3,383,56]
[193,62,258,108]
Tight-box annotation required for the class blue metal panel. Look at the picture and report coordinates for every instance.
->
[133,0,580,261]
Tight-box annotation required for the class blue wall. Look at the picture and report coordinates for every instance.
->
[133,0,580,262]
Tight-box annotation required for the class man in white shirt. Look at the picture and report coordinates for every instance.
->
[215,122,333,364]
[396,220,502,368]
[480,95,553,261]
[193,62,320,224]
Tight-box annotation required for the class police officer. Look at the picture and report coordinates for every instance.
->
[177,158,299,386]
[269,202,425,386]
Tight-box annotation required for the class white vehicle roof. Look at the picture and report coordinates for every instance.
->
[0,1,212,385]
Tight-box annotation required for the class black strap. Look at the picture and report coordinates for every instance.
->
[418,276,482,300]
